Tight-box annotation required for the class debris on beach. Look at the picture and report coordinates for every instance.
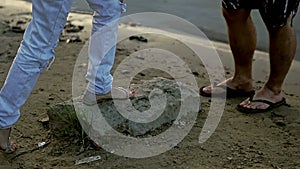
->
[75,155,101,165]
[59,35,82,43]
[37,141,50,149]
[129,35,148,43]
[64,21,84,33]
[58,21,84,43]
[7,17,31,33]
[38,142,46,148]
[121,69,130,74]
[129,22,141,27]
[38,116,50,126]
[66,36,82,43]
[136,54,145,60]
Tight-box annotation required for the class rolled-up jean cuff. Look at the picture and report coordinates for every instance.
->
[0,113,19,129]
[0,126,13,130]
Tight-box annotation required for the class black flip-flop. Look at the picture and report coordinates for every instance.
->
[236,96,287,114]
[200,85,255,98]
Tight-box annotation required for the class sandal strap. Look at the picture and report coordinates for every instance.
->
[249,96,286,106]
[5,139,12,153]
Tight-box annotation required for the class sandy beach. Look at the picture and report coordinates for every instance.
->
[0,1,300,169]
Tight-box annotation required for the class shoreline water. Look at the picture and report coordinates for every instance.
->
[70,0,300,61]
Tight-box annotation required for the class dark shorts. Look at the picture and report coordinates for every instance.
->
[222,0,300,28]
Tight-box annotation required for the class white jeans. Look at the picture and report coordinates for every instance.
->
[0,0,125,128]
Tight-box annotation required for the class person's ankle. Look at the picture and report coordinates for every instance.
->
[0,133,8,149]
[229,76,253,91]
[263,84,282,96]
[0,143,7,149]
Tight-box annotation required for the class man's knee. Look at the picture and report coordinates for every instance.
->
[266,14,294,35]
[222,8,251,24]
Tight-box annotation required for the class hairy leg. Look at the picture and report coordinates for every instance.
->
[202,8,255,94]
[267,17,296,95]
[240,16,296,109]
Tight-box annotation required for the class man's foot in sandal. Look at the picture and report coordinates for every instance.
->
[200,78,254,98]
[237,87,287,113]
[0,128,17,154]
[83,87,134,106]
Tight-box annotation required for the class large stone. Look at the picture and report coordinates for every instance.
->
[48,77,199,137]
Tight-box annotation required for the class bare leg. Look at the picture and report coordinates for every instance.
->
[240,16,296,109]
[202,8,255,94]
[0,128,17,152]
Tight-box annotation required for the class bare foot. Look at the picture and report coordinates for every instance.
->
[0,128,17,153]
[239,86,284,110]
[201,77,253,95]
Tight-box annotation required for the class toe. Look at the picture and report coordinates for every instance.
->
[10,141,17,151]
[239,98,250,106]
[202,86,212,93]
